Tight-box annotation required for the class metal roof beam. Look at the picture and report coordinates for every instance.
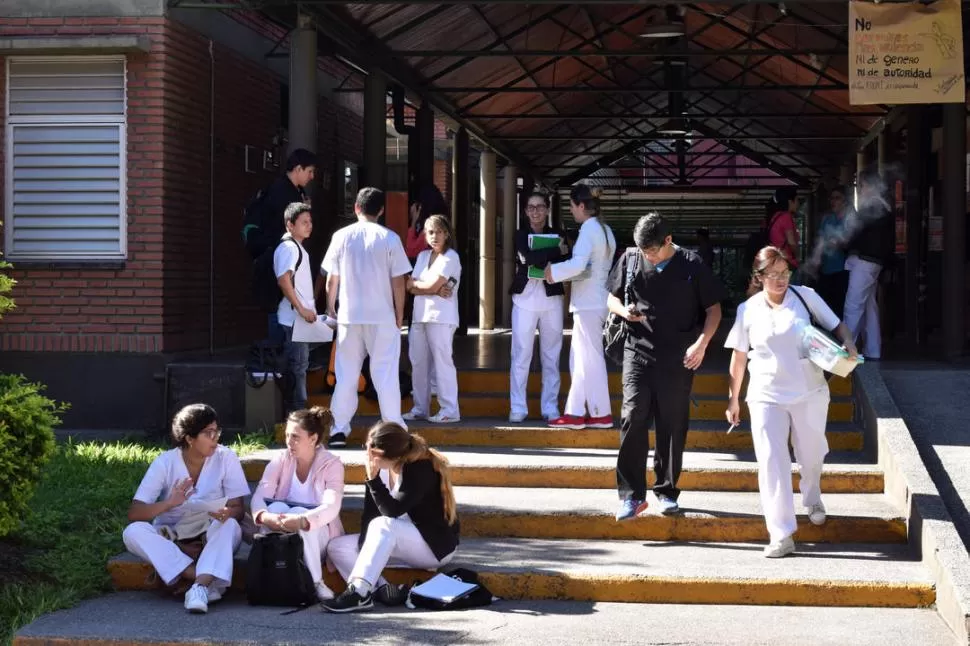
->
[435,84,848,93]
[500,135,858,141]
[391,48,847,57]
[467,112,884,120]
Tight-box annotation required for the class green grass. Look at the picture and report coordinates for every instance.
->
[0,434,271,645]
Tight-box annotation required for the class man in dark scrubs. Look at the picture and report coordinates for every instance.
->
[607,213,727,521]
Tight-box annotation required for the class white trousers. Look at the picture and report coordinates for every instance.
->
[565,308,611,419]
[327,516,454,588]
[122,517,241,593]
[331,323,406,436]
[843,256,882,358]
[409,322,459,418]
[510,303,564,419]
[262,502,331,586]
[747,389,830,543]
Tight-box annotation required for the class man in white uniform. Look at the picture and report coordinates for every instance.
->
[274,202,316,413]
[323,188,412,447]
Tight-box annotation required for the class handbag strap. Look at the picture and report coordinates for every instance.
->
[788,285,825,331]
[622,248,639,307]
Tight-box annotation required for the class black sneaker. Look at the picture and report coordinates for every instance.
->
[374,582,408,607]
[321,585,373,613]
[328,432,347,449]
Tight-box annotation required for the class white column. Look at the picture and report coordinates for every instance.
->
[501,165,517,327]
[479,149,497,330]
[288,11,317,154]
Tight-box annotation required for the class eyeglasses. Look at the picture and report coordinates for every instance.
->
[762,270,792,281]
[526,204,548,212]
[200,428,222,440]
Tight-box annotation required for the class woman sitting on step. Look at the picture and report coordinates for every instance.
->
[122,404,250,614]
[250,406,346,602]
[724,246,857,558]
[323,422,460,613]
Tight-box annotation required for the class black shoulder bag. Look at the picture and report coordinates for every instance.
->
[603,248,640,367]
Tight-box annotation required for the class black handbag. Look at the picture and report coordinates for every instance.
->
[246,532,317,608]
[245,340,289,392]
[604,249,640,367]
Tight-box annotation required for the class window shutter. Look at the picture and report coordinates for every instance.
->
[5,57,126,261]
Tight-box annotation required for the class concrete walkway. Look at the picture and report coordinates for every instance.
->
[881,367,970,553]
[14,593,957,646]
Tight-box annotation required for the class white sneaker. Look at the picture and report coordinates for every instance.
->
[402,409,426,421]
[807,502,827,526]
[316,581,335,601]
[763,536,795,558]
[206,585,222,603]
[508,412,527,423]
[428,413,459,424]
[184,583,208,613]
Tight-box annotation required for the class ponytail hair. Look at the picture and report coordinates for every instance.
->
[569,183,602,217]
[287,406,334,447]
[366,422,457,525]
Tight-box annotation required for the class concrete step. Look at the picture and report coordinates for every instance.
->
[242,447,882,493]
[273,418,866,452]
[17,594,956,646]
[331,487,904,544]
[307,369,854,397]
[306,393,855,422]
[104,538,932,609]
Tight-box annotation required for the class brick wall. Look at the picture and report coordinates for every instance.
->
[0,15,365,355]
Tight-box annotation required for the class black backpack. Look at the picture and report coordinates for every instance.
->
[246,532,317,608]
[242,186,273,259]
[251,238,302,313]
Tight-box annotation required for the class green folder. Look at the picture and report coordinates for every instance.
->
[528,234,561,279]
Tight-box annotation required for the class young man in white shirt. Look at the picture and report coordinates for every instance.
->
[322,187,413,447]
[274,202,316,413]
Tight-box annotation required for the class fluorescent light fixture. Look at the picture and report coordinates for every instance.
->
[657,117,690,135]
[639,23,686,38]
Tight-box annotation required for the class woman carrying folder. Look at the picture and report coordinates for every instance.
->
[508,191,566,423]
[323,422,459,613]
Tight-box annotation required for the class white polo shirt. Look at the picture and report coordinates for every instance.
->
[411,248,461,326]
[725,285,841,405]
[133,445,250,528]
[273,235,314,327]
[321,221,412,326]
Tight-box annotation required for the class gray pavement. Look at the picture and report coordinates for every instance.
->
[882,368,970,552]
[16,592,958,646]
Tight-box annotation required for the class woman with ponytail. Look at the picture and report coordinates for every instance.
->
[544,183,617,430]
[324,422,459,613]
[250,406,346,601]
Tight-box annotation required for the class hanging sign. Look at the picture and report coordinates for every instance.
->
[849,0,965,105]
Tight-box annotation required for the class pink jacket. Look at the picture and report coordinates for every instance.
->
[250,447,345,538]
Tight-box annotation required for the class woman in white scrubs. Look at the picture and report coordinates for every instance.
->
[724,246,857,558]
[544,184,616,430]
[122,404,250,613]
[250,406,346,601]
[405,215,461,424]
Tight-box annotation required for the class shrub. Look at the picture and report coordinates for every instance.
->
[0,374,65,537]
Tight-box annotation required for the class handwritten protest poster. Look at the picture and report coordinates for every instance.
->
[849,0,965,105]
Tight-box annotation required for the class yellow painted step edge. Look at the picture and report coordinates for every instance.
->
[273,425,864,452]
[241,461,883,493]
[103,560,932,611]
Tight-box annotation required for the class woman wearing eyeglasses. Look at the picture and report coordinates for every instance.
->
[122,404,249,614]
[724,247,857,558]
[250,406,345,602]
[508,191,566,423]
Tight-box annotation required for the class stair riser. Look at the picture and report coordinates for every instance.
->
[241,461,883,493]
[306,371,854,398]
[273,425,865,452]
[337,512,906,544]
[105,561,932,609]
[305,395,855,423]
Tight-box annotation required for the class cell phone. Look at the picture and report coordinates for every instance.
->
[445,277,457,288]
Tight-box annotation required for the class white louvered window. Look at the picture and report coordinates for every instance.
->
[5,57,127,261]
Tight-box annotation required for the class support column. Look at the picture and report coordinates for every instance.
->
[452,128,470,335]
[479,149,497,330]
[856,150,867,180]
[905,106,929,345]
[416,105,435,189]
[288,11,317,154]
[502,165,517,327]
[363,72,386,190]
[942,103,966,359]
[877,133,887,178]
